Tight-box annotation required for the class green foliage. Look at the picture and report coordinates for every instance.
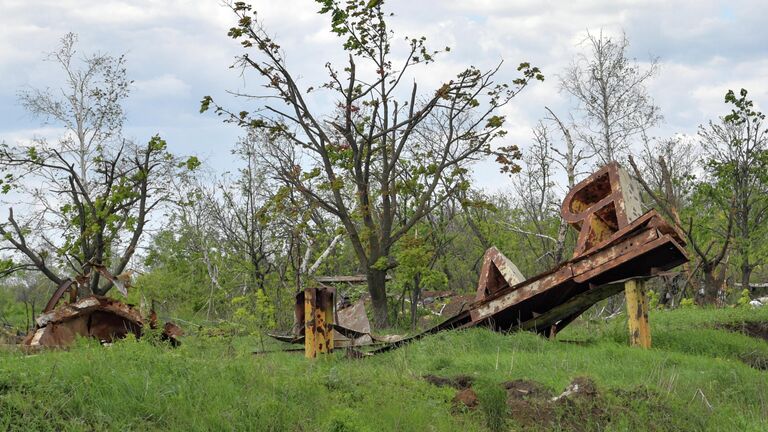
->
[680,297,695,308]
[232,290,276,335]
[394,232,447,291]
[647,289,660,309]
[737,289,752,307]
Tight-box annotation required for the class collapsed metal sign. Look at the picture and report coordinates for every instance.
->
[375,162,689,352]
[23,265,182,349]
[277,162,690,356]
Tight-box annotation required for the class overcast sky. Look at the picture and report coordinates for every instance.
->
[1,0,766,192]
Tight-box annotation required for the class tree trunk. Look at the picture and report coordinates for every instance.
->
[368,269,389,329]
[742,262,753,294]
[410,274,421,331]
[701,266,720,305]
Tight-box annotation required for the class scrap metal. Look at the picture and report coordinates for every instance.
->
[24,296,143,348]
[23,264,182,349]
[372,162,688,352]
[272,162,688,355]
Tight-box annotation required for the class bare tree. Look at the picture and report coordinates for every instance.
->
[545,106,590,262]
[202,1,542,327]
[18,33,129,192]
[508,122,562,268]
[560,31,661,164]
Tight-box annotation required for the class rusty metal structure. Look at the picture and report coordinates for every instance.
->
[23,264,182,349]
[273,162,688,356]
[23,296,143,348]
[297,287,335,358]
[373,162,688,352]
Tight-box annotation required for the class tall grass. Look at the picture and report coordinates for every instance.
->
[1,306,767,431]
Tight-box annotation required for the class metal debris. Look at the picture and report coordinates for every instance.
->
[268,162,688,356]
[370,162,689,353]
[268,290,404,350]
[23,268,182,349]
[23,296,143,348]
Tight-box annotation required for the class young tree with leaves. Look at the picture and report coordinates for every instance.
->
[700,89,768,294]
[0,34,198,297]
[202,1,542,327]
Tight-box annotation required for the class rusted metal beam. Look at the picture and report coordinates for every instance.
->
[469,210,686,334]
[304,287,335,358]
[625,279,651,348]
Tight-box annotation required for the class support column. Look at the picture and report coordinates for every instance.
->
[304,287,335,358]
[624,279,651,348]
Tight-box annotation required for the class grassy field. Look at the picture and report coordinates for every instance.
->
[1,306,767,431]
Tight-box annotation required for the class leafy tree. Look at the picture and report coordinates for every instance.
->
[202,1,542,327]
[700,89,768,294]
[0,34,197,297]
[393,230,447,329]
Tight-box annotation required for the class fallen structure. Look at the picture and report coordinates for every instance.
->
[376,162,687,351]
[269,287,403,357]
[273,162,689,357]
[24,296,143,348]
[23,265,182,349]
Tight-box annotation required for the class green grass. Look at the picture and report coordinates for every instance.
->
[1,307,767,431]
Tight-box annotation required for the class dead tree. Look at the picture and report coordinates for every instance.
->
[0,34,191,297]
[560,31,661,164]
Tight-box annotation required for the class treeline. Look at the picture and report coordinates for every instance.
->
[1,2,766,333]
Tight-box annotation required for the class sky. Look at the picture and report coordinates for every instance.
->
[1,0,766,193]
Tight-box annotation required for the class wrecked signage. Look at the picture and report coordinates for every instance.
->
[372,162,689,353]
[24,296,143,348]
[463,162,688,336]
[23,295,183,349]
[23,264,182,349]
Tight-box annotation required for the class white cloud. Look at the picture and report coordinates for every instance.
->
[132,74,191,99]
[0,0,765,196]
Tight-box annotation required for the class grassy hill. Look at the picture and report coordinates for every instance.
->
[1,306,767,431]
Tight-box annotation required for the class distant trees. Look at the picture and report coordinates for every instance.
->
[630,90,768,304]
[0,33,195,297]
[508,122,563,268]
[560,31,661,164]
[202,1,542,327]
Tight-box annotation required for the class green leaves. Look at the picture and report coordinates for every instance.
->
[183,156,201,171]
[724,88,765,125]
[26,146,38,161]
[486,115,505,129]
[315,0,390,56]
[199,96,213,114]
[148,135,167,152]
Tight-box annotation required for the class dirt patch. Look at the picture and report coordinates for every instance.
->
[453,387,479,410]
[501,377,614,431]
[718,321,768,342]
[423,374,478,412]
[739,351,768,370]
[552,377,608,432]
[504,379,555,428]
[423,374,474,390]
